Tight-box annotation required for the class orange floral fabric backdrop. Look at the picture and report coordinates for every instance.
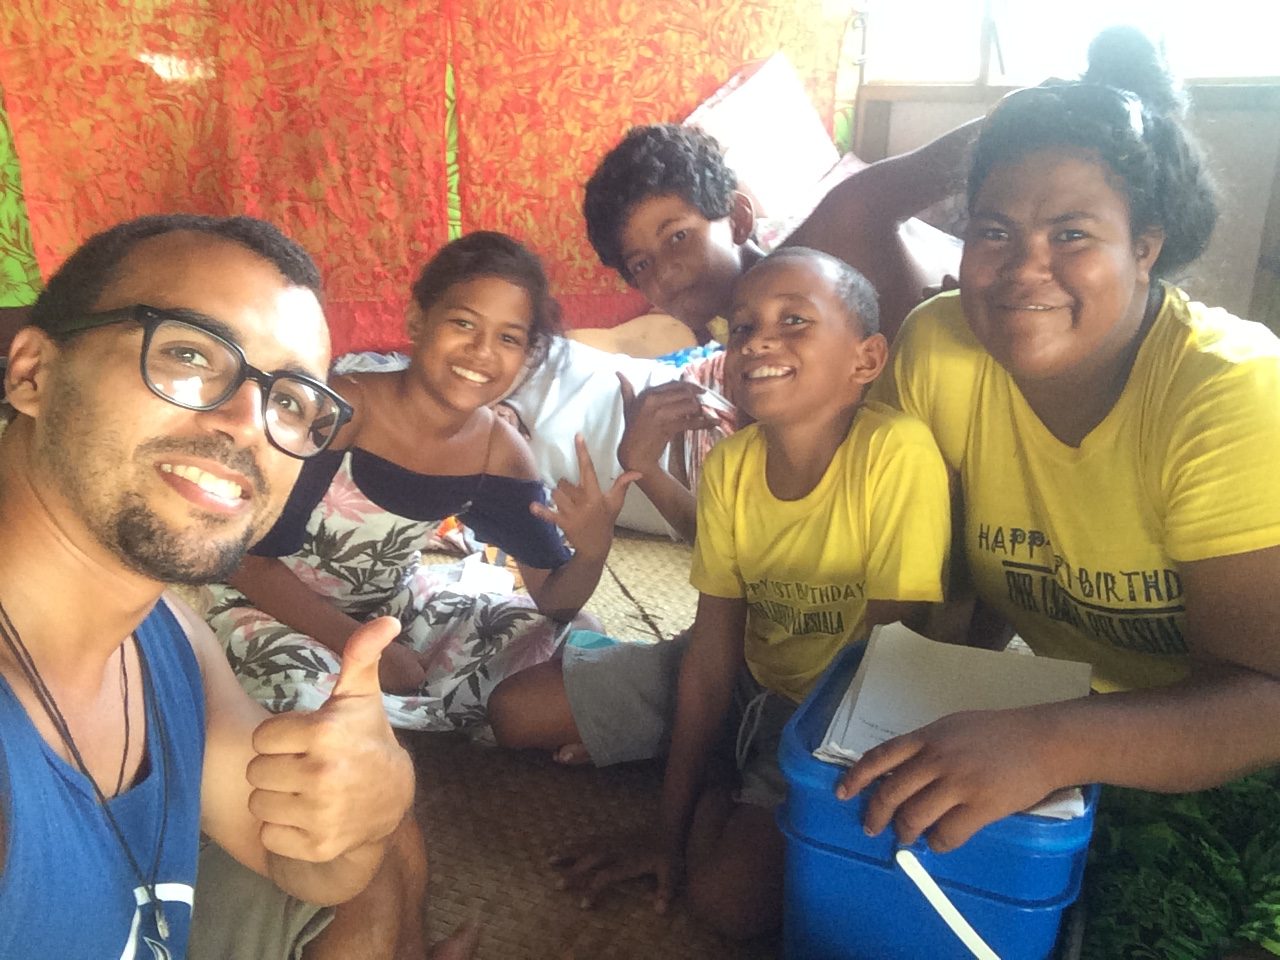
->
[0,1,848,351]
[0,1,450,355]
[453,0,849,328]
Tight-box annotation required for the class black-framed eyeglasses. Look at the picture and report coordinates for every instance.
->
[57,304,353,459]
[988,83,1147,141]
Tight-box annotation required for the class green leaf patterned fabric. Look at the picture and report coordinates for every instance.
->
[0,85,40,307]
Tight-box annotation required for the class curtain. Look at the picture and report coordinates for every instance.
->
[0,1,450,354]
[452,0,848,327]
[0,85,39,308]
[0,0,848,349]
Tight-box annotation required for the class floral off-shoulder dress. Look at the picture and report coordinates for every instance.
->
[201,447,571,730]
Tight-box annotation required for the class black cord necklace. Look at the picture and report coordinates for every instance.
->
[0,600,171,941]
[114,644,130,798]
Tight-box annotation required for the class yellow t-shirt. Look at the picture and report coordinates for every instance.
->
[874,286,1280,692]
[689,402,950,702]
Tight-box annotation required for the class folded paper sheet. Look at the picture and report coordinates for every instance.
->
[815,622,1093,818]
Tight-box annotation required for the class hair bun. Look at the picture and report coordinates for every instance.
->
[1082,26,1185,117]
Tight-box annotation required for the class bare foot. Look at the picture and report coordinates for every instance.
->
[428,920,480,960]
[553,742,593,766]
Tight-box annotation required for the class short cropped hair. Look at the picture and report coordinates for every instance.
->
[760,246,881,336]
[584,124,737,283]
[30,214,322,336]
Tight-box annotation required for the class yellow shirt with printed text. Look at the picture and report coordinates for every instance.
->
[689,403,950,702]
[874,287,1280,692]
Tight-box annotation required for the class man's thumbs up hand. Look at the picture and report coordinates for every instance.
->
[248,617,413,863]
[330,615,398,699]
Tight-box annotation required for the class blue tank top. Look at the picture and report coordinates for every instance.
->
[0,600,205,958]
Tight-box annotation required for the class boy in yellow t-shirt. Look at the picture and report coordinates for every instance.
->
[553,247,950,939]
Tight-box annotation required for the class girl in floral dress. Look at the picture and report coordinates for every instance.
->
[203,232,635,742]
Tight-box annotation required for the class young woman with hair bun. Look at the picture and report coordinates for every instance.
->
[843,27,1280,959]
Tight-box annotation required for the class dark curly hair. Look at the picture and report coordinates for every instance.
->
[583,124,738,284]
[410,231,561,369]
[31,214,322,337]
[968,27,1217,281]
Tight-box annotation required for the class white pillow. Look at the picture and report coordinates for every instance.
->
[684,52,839,222]
[505,337,683,537]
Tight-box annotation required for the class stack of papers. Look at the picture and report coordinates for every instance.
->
[815,622,1094,819]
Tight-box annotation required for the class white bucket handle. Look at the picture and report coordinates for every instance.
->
[894,848,1002,960]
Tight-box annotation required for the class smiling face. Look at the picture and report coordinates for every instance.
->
[27,232,331,584]
[618,193,752,336]
[725,253,882,427]
[960,148,1163,386]
[407,275,534,412]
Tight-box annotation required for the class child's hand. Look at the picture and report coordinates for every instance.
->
[617,374,718,478]
[835,706,1063,853]
[532,435,640,561]
[549,831,683,913]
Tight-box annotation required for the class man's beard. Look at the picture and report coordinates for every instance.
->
[111,490,258,584]
[38,369,274,584]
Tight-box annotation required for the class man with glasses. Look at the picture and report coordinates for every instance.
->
[0,215,435,959]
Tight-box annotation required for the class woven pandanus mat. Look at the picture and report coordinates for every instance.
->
[420,530,698,645]
[411,732,780,960]
[591,533,698,643]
